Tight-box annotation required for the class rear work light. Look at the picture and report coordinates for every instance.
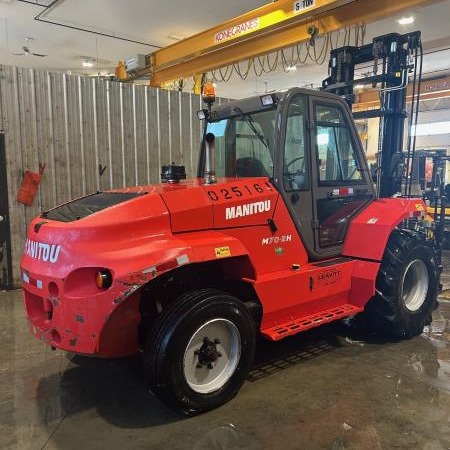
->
[260,93,276,106]
[197,109,207,120]
[96,270,113,290]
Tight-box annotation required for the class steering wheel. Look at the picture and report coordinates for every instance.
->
[286,156,304,171]
[284,156,306,189]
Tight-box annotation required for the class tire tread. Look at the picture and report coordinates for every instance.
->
[144,288,256,414]
[365,229,438,338]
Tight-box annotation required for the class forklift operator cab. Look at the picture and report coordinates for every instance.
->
[200,87,375,260]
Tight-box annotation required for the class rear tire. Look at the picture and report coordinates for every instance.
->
[364,229,438,339]
[144,289,256,414]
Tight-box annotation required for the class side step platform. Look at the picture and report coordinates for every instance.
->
[261,304,363,341]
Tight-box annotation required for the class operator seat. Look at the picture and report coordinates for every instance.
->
[236,157,269,178]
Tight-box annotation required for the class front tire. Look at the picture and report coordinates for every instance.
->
[365,229,438,339]
[144,289,256,414]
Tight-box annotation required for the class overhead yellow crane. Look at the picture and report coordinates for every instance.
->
[127,0,445,87]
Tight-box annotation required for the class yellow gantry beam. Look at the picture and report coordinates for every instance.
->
[146,0,354,85]
[152,0,354,68]
[143,0,444,86]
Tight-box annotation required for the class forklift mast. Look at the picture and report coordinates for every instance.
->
[322,31,423,198]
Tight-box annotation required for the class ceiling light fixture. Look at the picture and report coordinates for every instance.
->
[397,16,414,25]
[286,65,297,71]
[82,60,94,68]
[167,33,184,41]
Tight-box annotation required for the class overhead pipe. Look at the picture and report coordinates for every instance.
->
[16,0,161,48]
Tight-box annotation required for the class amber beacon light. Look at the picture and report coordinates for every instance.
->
[202,82,216,106]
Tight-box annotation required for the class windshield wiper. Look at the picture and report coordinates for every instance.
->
[234,107,268,149]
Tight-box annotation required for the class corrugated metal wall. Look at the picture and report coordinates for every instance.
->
[0,65,220,286]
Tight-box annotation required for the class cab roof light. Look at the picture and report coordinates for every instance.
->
[197,109,208,120]
[260,93,276,106]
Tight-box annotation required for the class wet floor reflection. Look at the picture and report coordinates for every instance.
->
[4,291,450,449]
[191,424,246,450]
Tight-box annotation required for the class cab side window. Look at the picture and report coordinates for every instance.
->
[315,104,362,185]
[284,94,308,191]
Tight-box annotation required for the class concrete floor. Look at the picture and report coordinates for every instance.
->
[3,274,450,449]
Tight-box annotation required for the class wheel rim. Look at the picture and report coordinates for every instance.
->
[183,318,241,394]
[401,259,429,312]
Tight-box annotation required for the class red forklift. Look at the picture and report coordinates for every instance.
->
[21,31,440,414]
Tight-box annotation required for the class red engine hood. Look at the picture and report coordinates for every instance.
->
[155,177,277,232]
[22,177,278,276]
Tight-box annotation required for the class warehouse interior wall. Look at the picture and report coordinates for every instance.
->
[0,65,218,287]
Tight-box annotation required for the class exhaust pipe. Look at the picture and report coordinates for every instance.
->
[204,132,217,185]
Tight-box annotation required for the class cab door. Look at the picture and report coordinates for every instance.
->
[309,96,375,256]
[278,91,375,260]
[279,92,316,257]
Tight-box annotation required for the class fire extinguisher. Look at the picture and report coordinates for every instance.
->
[17,163,45,206]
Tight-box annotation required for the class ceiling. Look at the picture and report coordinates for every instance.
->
[0,0,269,75]
[0,0,449,100]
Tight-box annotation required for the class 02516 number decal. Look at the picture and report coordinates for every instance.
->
[207,183,270,202]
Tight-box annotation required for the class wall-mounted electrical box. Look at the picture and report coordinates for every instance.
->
[125,54,146,73]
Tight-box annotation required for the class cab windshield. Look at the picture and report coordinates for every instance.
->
[206,109,276,178]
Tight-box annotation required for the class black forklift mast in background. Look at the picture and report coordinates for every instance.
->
[322,31,423,198]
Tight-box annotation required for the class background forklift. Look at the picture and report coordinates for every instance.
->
[416,150,450,249]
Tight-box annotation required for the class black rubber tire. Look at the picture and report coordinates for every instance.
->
[364,229,438,339]
[144,288,256,414]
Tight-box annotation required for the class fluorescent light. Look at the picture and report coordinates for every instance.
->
[82,60,94,68]
[286,65,297,71]
[167,33,183,41]
[397,16,414,25]
[413,121,450,136]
